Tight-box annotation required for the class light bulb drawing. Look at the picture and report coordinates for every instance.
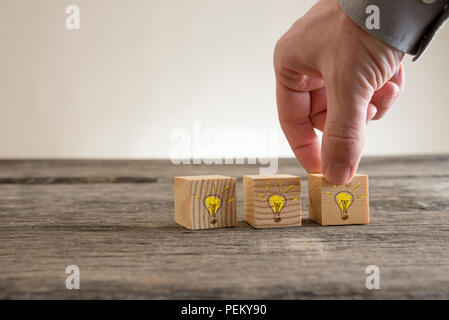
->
[334,191,354,220]
[326,183,366,220]
[195,181,234,225]
[203,195,222,224]
[259,180,299,223]
[267,194,286,222]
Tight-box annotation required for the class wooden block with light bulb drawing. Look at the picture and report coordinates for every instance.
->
[243,174,302,228]
[308,174,369,226]
[174,175,237,230]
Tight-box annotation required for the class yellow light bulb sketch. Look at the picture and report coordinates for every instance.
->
[195,182,234,225]
[327,182,366,220]
[259,181,298,223]
[268,194,286,223]
[204,195,222,224]
[335,191,354,220]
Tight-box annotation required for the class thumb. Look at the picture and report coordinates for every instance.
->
[321,73,372,185]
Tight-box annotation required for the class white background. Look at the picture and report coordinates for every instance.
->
[1,0,448,159]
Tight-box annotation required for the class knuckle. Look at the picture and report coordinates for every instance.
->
[280,117,310,132]
[364,51,402,90]
[325,121,362,146]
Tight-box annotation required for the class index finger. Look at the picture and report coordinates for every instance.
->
[276,78,322,173]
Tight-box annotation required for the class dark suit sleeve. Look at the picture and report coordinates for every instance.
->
[337,0,449,61]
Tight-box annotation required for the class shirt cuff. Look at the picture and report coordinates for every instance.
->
[337,0,448,57]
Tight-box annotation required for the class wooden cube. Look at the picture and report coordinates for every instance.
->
[174,175,237,230]
[244,174,302,228]
[308,174,369,225]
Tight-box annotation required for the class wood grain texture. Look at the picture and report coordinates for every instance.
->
[174,175,236,230]
[308,174,322,224]
[244,175,301,228]
[309,174,369,226]
[0,156,448,299]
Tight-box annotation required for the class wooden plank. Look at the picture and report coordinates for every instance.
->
[0,157,448,299]
[1,154,449,180]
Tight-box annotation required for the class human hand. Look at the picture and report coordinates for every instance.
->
[274,0,404,185]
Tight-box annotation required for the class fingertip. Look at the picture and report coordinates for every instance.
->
[387,81,400,97]
[367,103,377,123]
[371,81,400,120]
[323,162,353,185]
[294,140,322,174]
[379,82,400,109]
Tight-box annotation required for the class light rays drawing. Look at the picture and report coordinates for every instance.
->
[195,181,234,225]
[326,182,366,220]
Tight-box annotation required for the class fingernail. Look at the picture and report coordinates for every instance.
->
[298,74,309,90]
[324,163,352,185]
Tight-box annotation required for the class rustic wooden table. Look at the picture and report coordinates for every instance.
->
[0,156,448,299]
